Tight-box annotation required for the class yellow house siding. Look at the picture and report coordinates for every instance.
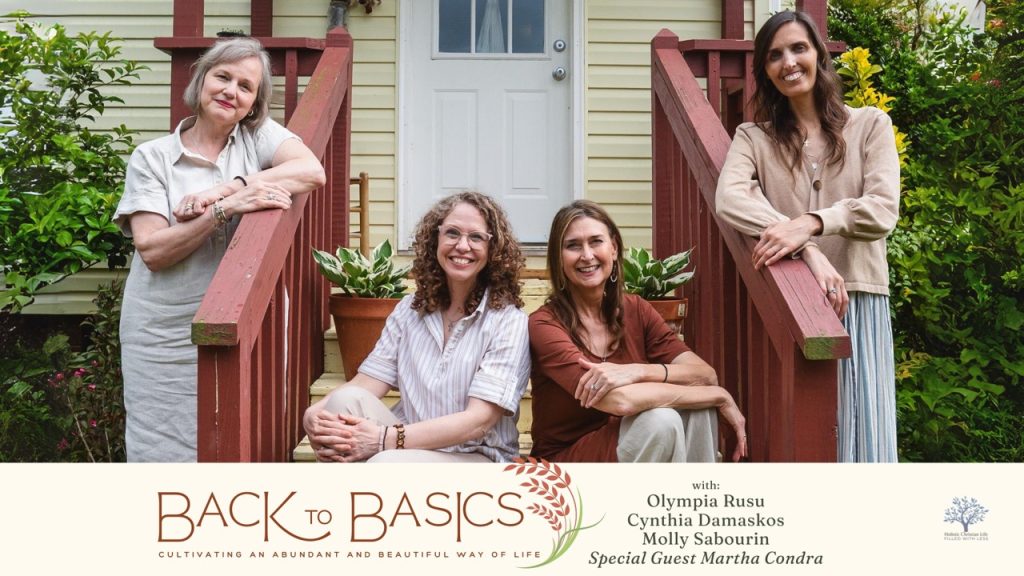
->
[585,0,722,250]
[345,4,398,249]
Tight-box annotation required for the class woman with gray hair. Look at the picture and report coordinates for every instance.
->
[114,37,326,461]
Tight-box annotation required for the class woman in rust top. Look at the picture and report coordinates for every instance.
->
[529,200,748,462]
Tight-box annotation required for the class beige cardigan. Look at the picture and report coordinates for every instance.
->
[715,105,900,295]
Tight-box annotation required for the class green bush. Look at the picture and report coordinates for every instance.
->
[0,280,126,462]
[830,0,1024,461]
[1,12,143,311]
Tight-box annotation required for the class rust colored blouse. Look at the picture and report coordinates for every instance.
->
[528,294,689,462]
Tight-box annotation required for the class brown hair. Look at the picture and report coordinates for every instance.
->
[751,10,847,172]
[544,200,625,354]
[410,191,524,314]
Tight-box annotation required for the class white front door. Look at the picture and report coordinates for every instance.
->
[401,0,573,245]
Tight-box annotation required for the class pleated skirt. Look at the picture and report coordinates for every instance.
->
[838,292,899,462]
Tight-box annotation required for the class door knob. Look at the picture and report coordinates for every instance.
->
[552,67,567,81]
[553,39,566,52]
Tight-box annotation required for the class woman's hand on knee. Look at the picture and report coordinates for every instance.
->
[306,410,354,462]
[328,414,384,462]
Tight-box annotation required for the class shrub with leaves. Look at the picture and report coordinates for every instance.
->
[0,279,126,462]
[0,12,143,311]
[622,246,694,300]
[313,239,410,298]
[836,46,909,166]
[830,0,1024,461]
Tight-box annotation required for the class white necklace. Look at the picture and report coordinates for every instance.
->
[803,137,820,171]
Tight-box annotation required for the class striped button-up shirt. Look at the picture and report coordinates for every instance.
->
[358,291,531,462]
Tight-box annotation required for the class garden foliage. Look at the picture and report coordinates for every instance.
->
[0,280,126,462]
[830,0,1024,461]
[0,13,142,311]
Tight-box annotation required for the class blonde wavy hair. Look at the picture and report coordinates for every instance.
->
[410,192,525,314]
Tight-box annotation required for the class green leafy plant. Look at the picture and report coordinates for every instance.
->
[0,13,143,311]
[0,279,126,462]
[830,0,1024,461]
[622,247,694,300]
[313,239,410,298]
[836,46,909,166]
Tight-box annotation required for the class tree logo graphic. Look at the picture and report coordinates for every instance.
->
[944,497,988,533]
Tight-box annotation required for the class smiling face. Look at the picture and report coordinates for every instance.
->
[764,21,818,105]
[198,56,263,128]
[436,202,491,290]
[560,216,619,296]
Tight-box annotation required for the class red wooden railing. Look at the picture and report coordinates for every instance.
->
[651,30,851,462]
[186,28,353,462]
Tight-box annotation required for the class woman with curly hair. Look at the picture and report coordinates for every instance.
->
[303,191,531,462]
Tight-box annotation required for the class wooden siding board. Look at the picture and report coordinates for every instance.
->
[587,0,719,22]
[587,20,719,44]
[588,67,651,90]
[587,181,653,204]
[588,89,651,112]
[588,135,651,158]
[352,85,396,109]
[350,132,395,156]
[351,63,396,86]
[587,158,653,182]
[351,109,395,133]
[587,111,652,136]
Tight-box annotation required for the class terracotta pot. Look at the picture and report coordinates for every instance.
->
[646,297,688,336]
[329,294,401,380]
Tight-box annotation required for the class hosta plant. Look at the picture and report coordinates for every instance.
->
[313,239,409,298]
[622,247,694,300]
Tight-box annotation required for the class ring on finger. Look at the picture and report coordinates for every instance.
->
[828,287,838,295]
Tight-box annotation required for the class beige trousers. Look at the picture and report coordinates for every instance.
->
[323,385,490,463]
[616,407,718,462]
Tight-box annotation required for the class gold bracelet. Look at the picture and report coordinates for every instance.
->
[212,201,228,228]
[393,423,405,449]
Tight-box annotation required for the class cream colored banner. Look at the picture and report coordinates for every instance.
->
[2,463,1018,574]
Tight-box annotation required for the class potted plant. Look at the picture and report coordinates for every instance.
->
[622,246,694,335]
[313,239,409,379]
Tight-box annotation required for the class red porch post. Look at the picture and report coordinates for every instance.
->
[797,0,829,37]
[169,0,204,130]
[721,0,745,39]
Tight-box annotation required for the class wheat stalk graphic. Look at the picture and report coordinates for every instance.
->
[503,457,602,568]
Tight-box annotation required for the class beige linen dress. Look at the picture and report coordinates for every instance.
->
[113,117,297,462]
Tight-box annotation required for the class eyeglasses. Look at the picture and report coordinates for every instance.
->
[438,225,492,248]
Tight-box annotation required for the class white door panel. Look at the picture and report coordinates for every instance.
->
[402,0,572,245]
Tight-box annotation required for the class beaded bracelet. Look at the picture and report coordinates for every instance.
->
[393,423,405,449]
[212,201,229,228]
